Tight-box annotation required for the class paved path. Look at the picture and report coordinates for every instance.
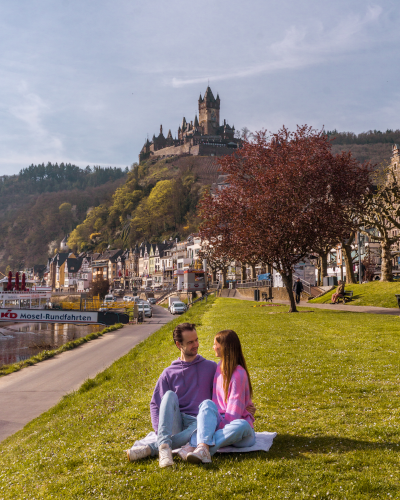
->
[273,299,400,315]
[0,306,172,443]
[222,289,400,316]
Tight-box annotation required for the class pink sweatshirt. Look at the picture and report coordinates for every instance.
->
[212,362,254,430]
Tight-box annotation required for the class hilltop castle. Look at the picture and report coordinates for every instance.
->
[139,86,240,162]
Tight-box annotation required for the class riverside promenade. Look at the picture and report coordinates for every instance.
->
[0,305,172,442]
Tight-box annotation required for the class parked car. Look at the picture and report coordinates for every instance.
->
[168,296,180,310]
[138,303,152,318]
[170,301,187,315]
[148,297,157,305]
[123,296,135,302]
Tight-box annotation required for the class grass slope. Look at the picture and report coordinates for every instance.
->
[310,281,400,308]
[1,298,400,499]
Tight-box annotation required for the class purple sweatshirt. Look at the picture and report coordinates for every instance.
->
[150,355,217,432]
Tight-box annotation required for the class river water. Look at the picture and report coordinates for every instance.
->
[0,322,103,367]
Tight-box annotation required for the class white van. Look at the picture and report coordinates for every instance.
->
[104,294,115,304]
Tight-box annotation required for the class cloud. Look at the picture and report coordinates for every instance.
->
[9,81,63,154]
[171,6,382,88]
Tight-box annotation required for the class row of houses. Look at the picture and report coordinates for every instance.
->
[42,235,205,292]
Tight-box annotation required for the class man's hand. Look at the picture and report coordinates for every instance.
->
[246,403,256,416]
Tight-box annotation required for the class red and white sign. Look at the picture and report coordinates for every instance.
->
[0,309,99,324]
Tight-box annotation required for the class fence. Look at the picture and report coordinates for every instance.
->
[236,279,272,288]
[292,275,312,295]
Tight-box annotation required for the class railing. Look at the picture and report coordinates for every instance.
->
[292,274,312,295]
[155,288,178,304]
[236,279,272,288]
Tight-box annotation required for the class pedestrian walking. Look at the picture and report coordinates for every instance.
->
[293,278,303,304]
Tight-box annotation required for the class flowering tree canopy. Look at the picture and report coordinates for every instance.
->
[199,125,371,311]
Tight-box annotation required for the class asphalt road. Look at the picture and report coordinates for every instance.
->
[0,305,172,443]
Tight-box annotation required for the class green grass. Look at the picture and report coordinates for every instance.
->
[0,324,124,377]
[1,298,400,499]
[309,281,400,308]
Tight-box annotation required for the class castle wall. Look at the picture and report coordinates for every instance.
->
[151,143,192,158]
[149,143,237,159]
[193,144,237,157]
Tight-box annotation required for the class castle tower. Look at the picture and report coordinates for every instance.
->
[198,86,220,135]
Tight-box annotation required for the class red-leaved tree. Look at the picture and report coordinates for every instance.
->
[199,126,371,312]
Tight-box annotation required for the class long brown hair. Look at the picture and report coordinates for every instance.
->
[215,329,253,402]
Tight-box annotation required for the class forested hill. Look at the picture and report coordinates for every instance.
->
[66,155,213,255]
[327,129,399,166]
[0,163,127,271]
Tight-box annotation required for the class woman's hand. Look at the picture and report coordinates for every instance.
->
[246,403,256,416]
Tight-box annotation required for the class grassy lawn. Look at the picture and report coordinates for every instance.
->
[309,281,400,308]
[0,298,399,499]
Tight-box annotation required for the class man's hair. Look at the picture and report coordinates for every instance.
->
[173,323,196,345]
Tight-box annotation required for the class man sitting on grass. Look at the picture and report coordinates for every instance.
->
[126,322,216,468]
[126,322,255,468]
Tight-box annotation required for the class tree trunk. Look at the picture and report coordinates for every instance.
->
[241,263,247,281]
[281,270,297,312]
[320,251,328,282]
[212,270,217,282]
[381,239,393,282]
[221,268,227,288]
[317,258,322,286]
[343,243,356,284]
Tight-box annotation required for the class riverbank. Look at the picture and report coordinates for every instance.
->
[0,323,123,376]
[1,297,399,499]
[0,322,104,368]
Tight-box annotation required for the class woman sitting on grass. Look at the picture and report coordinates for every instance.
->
[184,329,255,464]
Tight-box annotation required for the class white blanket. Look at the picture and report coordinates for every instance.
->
[132,431,277,454]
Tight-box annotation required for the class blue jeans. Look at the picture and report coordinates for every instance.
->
[189,399,256,456]
[148,391,197,457]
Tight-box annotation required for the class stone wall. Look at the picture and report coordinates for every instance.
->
[151,143,191,158]
[194,144,236,157]
[237,287,309,301]
[149,143,236,159]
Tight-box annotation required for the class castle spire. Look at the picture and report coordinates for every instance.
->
[204,86,215,101]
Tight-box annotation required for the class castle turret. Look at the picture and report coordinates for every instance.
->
[199,86,220,135]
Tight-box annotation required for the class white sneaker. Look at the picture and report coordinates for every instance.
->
[159,443,174,468]
[126,445,151,462]
[176,443,196,461]
[187,444,212,464]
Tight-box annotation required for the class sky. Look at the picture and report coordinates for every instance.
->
[0,0,399,175]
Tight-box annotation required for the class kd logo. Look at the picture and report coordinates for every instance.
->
[1,310,18,319]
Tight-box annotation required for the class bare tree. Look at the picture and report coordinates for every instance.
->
[361,164,400,281]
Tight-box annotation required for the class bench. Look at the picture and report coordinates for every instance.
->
[261,292,274,303]
[337,291,353,303]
